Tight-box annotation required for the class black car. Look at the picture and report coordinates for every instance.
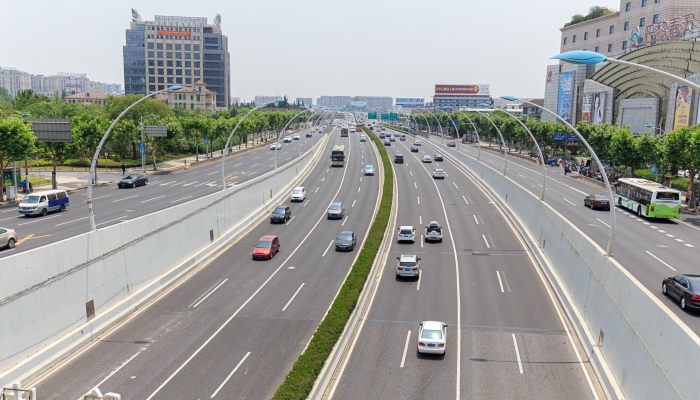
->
[584,194,610,210]
[434,154,443,162]
[270,205,291,223]
[394,154,404,164]
[410,145,419,153]
[662,274,700,310]
[335,231,357,251]
[447,141,456,147]
[118,174,148,188]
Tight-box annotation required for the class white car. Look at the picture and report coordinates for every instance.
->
[414,140,422,146]
[422,155,432,163]
[433,168,446,179]
[417,321,447,355]
[293,134,300,140]
[0,227,17,250]
[396,254,421,278]
[283,136,293,143]
[397,225,416,243]
[360,134,367,142]
[291,186,306,202]
[270,143,282,150]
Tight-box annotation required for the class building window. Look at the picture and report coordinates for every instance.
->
[608,43,613,52]
[148,60,155,67]
[185,61,191,68]
[166,43,172,50]
[624,21,629,31]
[167,68,173,75]
[654,0,660,3]
[148,68,155,74]
[563,37,568,45]
[147,42,154,49]
[149,85,156,91]
[193,44,200,51]
[185,53,191,60]
[176,69,182,76]
[584,32,588,40]
[167,60,173,67]
[640,17,646,26]
[653,14,659,24]
[642,0,648,6]
[158,68,164,75]
[596,28,601,37]
[572,34,577,43]
[609,25,615,34]
[184,44,191,51]
[175,52,182,59]
[158,77,164,83]
[157,51,163,58]
[166,52,173,58]
[595,46,600,52]
[175,44,181,50]
[625,1,631,11]
[156,43,163,50]
[167,77,173,84]
[176,77,182,84]
[148,76,155,83]
[622,40,628,50]
[186,78,192,84]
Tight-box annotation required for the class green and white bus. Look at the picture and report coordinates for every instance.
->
[615,178,681,219]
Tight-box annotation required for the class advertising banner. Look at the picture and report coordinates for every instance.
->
[557,72,574,124]
[351,101,367,108]
[435,84,490,96]
[581,94,592,123]
[396,98,425,107]
[593,92,606,125]
[673,85,692,129]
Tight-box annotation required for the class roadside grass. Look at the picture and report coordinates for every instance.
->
[272,127,394,399]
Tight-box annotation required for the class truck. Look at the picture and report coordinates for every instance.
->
[331,144,345,167]
[341,128,349,137]
[424,221,443,243]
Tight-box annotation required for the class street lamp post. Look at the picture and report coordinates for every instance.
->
[644,123,666,137]
[474,107,508,176]
[87,85,182,231]
[496,110,547,200]
[426,111,445,144]
[417,113,432,137]
[276,109,308,169]
[446,107,482,160]
[503,95,616,256]
[221,101,274,190]
[20,113,31,192]
[440,110,461,150]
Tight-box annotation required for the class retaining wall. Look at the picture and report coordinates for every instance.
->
[0,134,328,387]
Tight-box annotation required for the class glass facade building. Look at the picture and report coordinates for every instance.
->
[123,15,230,108]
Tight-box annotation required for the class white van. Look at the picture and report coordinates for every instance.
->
[18,189,69,216]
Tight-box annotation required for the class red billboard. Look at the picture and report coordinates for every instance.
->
[434,84,489,96]
[157,30,192,37]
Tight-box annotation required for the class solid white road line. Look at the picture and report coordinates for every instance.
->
[113,194,138,203]
[351,199,356,208]
[595,218,611,229]
[645,251,676,271]
[282,282,305,312]
[400,330,411,368]
[496,271,505,293]
[342,216,348,226]
[210,352,250,398]
[512,334,524,374]
[0,215,18,222]
[473,215,479,225]
[206,171,217,176]
[88,194,111,202]
[191,279,229,308]
[462,195,469,206]
[482,234,490,249]
[140,195,166,203]
[18,214,61,226]
[182,181,199,187]
[285,216,296,225]
[54,216,88,227]
[562,197,576,206]
[170,195,192,204]
[158,181,176,186]
[96,216,127,227]
[322,240,334,257]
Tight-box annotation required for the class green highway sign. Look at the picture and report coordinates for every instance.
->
[368,112,377,119]
[380,113,390,120]
[390,113,398,121]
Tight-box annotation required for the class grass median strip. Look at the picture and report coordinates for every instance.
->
[273,127,393,399]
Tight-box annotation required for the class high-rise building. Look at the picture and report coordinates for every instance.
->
[0,68,31,98]
[316,96,392,111]
[1,67,120,98]
[254,95,279,105]
[123,12,230,109]
[296,97,312,108]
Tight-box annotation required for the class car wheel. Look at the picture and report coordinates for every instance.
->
[59,204,65,212]
[662,283,668,295]
[41,208,47,216]
[681,296,687,310]
[7,238,16,249]
[132,183,136,188]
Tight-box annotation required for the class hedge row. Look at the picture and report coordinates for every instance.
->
[272,127,394,399]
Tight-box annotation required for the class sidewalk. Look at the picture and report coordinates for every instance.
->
[0,129,292,206]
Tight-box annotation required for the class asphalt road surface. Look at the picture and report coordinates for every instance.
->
[30,127,382,399]
[0,129,320,259]
[333,132,602,399]
[417,130,700,337]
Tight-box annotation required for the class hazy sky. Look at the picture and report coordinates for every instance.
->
[1,0,620,101]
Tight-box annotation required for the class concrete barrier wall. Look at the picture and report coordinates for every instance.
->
[0,134,328,386]
[432,140,700,400]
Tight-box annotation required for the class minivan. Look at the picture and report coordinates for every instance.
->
[18,189,69,216]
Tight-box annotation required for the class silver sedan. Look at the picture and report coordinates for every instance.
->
[0,227,17,250]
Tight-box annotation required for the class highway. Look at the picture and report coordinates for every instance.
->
[30,126,383,399]
[0,129,318,258]
[333,131,602,399]
[416,129,700,335]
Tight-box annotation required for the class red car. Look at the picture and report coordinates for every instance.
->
[252,235,280,260]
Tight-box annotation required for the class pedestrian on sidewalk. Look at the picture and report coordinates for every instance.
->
[121,163,126,176]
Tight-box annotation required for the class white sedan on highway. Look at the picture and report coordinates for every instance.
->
[270,143,282,150]
[417,321,447,355]
[432,168,446,179]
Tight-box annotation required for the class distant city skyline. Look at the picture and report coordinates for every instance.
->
[0,0,620,102]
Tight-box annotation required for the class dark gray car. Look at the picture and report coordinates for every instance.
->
[118,174,148,188]
[335,231,357,251]
[270,205,291,223]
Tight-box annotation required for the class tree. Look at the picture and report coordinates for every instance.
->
[0,118,35,199]
[41,142,74,189]
[665,126,700,207]
[13,90,49,110]
[609,127,638,168]
[635,133,660,168]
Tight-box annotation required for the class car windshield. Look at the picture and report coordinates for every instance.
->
[124,175,136,180]
[330,204,341,211]
[338,233,353,240]
[591,195,608,200]
[421,329,443,339]
[399,261,416,267]
[400,229,413,234]
[23,195,40,203]
[293,189,303,194]
[273,207,286,214]
[686,276,700,289]
[656,191,679,201]
[256,241,272,248]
